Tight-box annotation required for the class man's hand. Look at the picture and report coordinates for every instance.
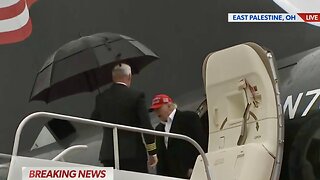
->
[148,154,158,167]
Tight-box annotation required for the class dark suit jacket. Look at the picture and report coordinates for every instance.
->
[91,83,156,161]
[155,110,206,178]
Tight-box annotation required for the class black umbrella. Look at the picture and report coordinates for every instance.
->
[30,32,159,103]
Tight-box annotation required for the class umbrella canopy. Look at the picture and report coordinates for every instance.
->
[30,32,159,103]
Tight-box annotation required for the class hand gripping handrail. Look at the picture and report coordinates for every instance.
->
[12,112,213,180]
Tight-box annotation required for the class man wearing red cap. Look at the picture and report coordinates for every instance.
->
[91,63,157,173]
[149,94,206,178]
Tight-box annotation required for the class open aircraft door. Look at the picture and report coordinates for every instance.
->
[191,43,284,180]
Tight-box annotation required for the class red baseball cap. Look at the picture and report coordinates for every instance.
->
[149,94,173,112]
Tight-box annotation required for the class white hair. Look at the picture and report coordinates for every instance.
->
[172,103,178,109]
[112,63,131,77]
[168,102,178,110]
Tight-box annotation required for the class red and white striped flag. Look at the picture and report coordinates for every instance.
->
[0,0,37,44]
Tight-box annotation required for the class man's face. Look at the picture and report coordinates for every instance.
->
[154,103,171,122]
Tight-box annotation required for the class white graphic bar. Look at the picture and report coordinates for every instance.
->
[22,167,114,180]
[0,4,29,32]
[228,13,303,22]
[0,0,20,8]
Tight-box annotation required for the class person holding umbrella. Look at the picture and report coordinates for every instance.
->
[91,63,158,173]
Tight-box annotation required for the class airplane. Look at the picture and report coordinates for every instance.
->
[1,0,320,180]
[3,39,319,180]
[194,44,320,180]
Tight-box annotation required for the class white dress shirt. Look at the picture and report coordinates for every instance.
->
[115,82,127,86]
[164,109,176,149]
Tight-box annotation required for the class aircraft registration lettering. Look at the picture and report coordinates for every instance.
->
[283,93,303,119]
[283,88,320,119]
[301,89,320,117]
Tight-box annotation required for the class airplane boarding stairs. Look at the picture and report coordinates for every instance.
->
[6,112,212,180]
[5,43,283,180]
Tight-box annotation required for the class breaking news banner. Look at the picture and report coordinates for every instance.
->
[228,13,320,23]
[22,167,113,180]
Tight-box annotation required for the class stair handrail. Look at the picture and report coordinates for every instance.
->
[12,111,213,180]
